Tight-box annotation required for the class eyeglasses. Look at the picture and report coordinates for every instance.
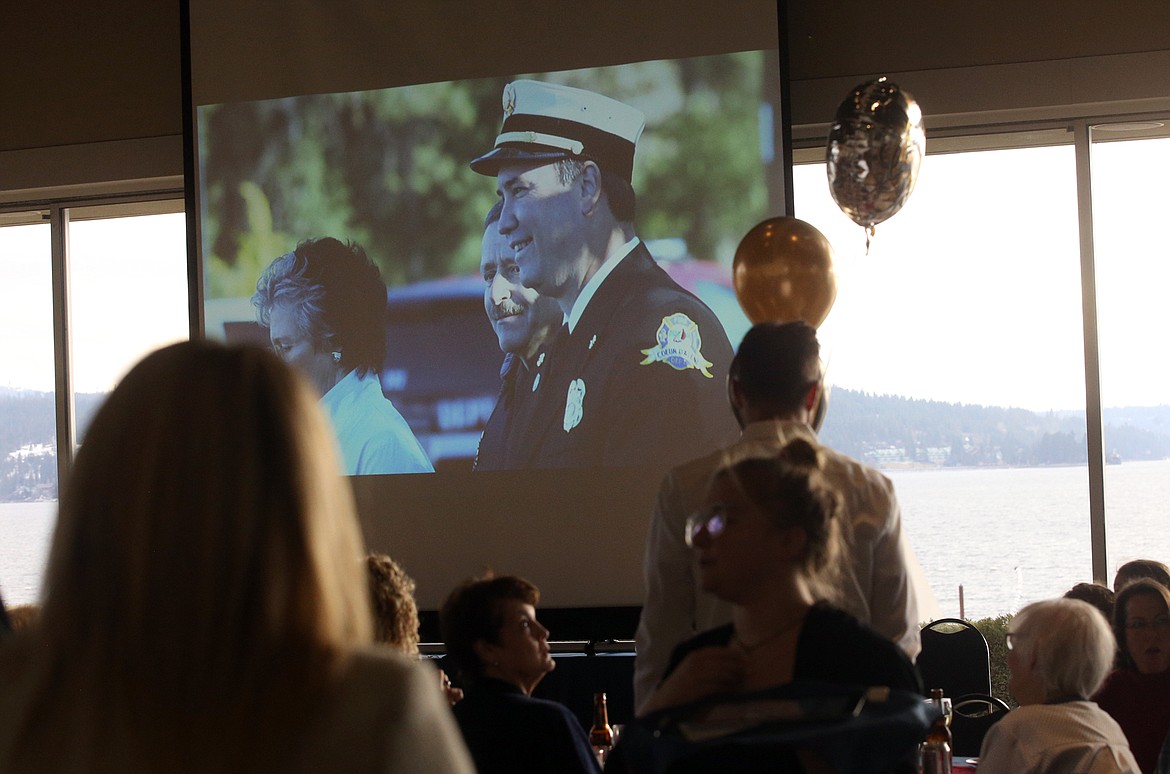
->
[1126,616,1170,632]
[684,505,728,548]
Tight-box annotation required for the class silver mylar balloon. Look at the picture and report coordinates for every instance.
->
[826,78,925,233]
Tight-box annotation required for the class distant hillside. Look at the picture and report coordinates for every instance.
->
[0,392,105,501]
[819,388,1170,468]
[0,388,1166,500]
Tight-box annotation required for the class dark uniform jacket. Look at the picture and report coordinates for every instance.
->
[477,242,738,470]
[474,352,531,471]
[453,677,600,774]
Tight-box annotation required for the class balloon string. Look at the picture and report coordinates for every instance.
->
[865,225,875,255]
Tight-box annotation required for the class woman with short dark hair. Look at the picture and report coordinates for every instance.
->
[441,574,599,774]
[253,237,432,475]
[1095,579,1170,772]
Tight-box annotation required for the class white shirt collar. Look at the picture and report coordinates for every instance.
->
[565,236,640,334]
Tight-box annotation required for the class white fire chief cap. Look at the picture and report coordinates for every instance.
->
[470,80,646,183]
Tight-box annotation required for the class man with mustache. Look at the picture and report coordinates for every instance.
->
[475,201,562,470]
[470,80,738,469]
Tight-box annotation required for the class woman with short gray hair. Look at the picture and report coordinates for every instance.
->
[979,598,1138,773]
[253,237,432,475]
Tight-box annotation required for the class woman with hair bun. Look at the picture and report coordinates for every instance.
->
[641,438,921,715]
[623,440,921,773]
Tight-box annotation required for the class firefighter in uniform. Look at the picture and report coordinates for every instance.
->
[471,79,738,469]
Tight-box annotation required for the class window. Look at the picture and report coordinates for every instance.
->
[795,140,1105,619]
[68,206,189,438]
[0,220,57,606]
[0,203,187,607]
[1090,128,1170,580]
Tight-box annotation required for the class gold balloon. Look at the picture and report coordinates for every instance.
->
[732,217,837,328]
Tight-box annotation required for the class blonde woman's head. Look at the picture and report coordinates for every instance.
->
[40,340,372,704]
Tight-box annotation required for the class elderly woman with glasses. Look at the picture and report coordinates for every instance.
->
[638,439,921,717]
[1093,579,1170,773]
[253,237,432,475]
[978,598,1138,772]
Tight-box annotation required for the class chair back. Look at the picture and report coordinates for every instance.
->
[950,693,1011,757]
[613,682,935,774]
[917,618,991,700]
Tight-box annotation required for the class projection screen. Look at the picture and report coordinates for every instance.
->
[184,0,792,611]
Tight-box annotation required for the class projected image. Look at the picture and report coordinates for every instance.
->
[198,52,780,474]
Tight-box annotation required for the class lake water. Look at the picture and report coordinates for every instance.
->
[0,500,57,607]
[891,460,1170,620]
[2,460,1167,619]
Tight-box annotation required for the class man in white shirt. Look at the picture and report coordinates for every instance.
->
[634,321,926,712]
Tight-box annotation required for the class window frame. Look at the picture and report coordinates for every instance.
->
[793,110,1170,585]
[5,109,1170,585]
[0,190,186,489]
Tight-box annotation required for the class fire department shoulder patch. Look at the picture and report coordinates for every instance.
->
[639,313,714,378]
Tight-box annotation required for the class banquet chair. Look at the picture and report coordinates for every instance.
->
[916,618,992,700]
[950,693,1011,757]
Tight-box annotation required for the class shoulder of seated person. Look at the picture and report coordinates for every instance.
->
[340,646,429,686]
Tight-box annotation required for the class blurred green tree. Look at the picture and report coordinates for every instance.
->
[198,52,775,298]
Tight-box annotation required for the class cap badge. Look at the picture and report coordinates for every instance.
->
[564,378,586,432]
[639,313,715,378]
[503,83,517,117]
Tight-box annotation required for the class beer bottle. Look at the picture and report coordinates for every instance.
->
[589,691,614,764]
[921,688,953,774]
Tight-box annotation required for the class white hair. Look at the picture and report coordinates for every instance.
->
[1011,598,1116,700]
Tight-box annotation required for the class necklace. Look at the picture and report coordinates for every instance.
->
[732,611,807,654]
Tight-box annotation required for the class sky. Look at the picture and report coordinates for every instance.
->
[0,141,1166,412]
[794,140,1169,412]
[0,213,189,394]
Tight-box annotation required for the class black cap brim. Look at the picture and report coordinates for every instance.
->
[469,145,574,176]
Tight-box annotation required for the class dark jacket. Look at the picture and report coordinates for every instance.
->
[478,242,738,470]
[453,677,601,774]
